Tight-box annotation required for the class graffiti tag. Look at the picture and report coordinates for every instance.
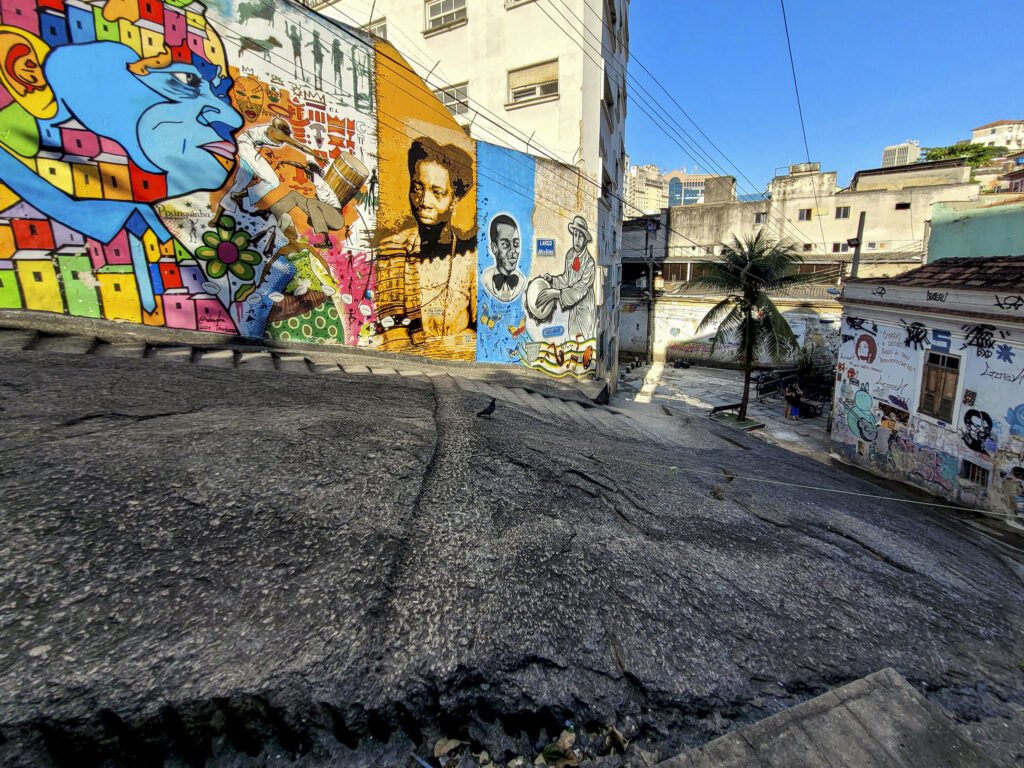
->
[961,324,996,358]
[980,362,1024,385]
[926,290,948,302]
[900,319,929,350]
[994,295,1024,311]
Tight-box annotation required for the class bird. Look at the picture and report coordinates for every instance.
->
[476,398,496,419]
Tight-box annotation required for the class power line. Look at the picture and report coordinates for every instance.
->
[539,0,813,250]
[778,0,829,254]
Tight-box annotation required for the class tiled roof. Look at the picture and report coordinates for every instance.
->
[853,256,1024,290]
[974,119,1024,130]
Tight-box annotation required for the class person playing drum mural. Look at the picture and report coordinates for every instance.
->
[376,136,477,359]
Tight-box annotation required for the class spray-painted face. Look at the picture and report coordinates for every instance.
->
[409,159,454,226]
[492,220,520,274]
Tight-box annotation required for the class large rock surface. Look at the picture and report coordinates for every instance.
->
[1,351,1022,766]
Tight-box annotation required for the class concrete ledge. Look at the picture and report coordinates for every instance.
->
[656,668,998,768]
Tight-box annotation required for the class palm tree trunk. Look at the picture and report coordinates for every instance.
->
[738,310,753,421]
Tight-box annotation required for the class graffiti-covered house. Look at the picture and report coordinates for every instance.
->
[0,0,613,383]
[831,257,1024,527]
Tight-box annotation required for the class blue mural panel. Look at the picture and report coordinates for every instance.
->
[475,142,534,364]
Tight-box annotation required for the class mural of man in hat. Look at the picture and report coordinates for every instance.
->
[540,214,596,339]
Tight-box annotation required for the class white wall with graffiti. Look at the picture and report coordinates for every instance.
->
[831,301,1024,527]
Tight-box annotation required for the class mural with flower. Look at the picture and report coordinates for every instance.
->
[0,0,605,380]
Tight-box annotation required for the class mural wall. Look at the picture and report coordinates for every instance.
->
[830,311,1024,525]
[0,0,600,379]
[619,299,840,365]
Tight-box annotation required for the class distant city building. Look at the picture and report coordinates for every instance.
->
[882,140,920,167]
[665,169,716,206]
[970,120,1024,150]
[624,162,667,214]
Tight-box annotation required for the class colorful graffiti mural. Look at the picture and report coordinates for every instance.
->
[0,0,601,378]
[831,312,1024,524]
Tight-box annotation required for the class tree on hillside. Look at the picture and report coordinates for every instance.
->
[922,143,1010,167]
[693,230,804,422]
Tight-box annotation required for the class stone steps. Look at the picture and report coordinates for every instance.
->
[3,329,650,437]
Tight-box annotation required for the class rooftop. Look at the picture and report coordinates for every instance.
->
[852,255,1024,290]
[973,119,1024,131]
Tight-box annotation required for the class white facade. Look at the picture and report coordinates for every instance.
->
[882,140,920,168]
[970,120,1024,151]
[316,0,629,378]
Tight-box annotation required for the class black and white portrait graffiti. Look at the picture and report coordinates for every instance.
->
[961,409,994,455]
[482,213,526,303]
[535,215,596,339]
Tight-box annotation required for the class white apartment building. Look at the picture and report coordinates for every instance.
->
[882,140,920,168]
[625,163,666,214]
[971,120,1024,151]
[316,0,629,374]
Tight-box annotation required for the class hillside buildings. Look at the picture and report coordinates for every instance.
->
[970,120,1024,150]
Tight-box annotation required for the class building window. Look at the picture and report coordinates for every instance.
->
[508,60,559,105]
[364,17,387,39]
[831,242,850,253]
[434,82,469,116]
[835,206,850,219]
[919,352,959,422]
[754,212,766,224]
[802,243,812,252]
[867,242,877,249]
[960,459,990,487]
[425,0,466,33]
[798,208,812,221]
[114,283,122,292]
[33,271,43,282]
[895,202,911,210]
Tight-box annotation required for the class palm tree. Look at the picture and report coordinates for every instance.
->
[693,230,804,421]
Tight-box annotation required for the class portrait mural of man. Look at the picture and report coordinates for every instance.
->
[481,213,525,303]
[540,215,596,340]
[376,135,477,359]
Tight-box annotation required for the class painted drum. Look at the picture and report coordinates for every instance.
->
[525,276,557,323]
[324,152,369,208]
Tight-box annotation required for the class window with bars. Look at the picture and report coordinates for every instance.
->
[919,352,959,422]
[960,459,990,486]
[507,60,558,105]
[364,17,387,39]
[434,82,469,116]
[425,0,466,33]
[754,212,766,224]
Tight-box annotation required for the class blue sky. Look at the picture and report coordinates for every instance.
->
[625,0,1024,193]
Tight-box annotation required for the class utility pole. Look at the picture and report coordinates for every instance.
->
[848,211,866,279]
[644,217,658,364]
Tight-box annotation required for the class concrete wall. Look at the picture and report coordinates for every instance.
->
[853,165,971,192]
[927,199,1024,261]
[0,0,607,381]
[830,305,1024,525]
[632,296,840,366]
